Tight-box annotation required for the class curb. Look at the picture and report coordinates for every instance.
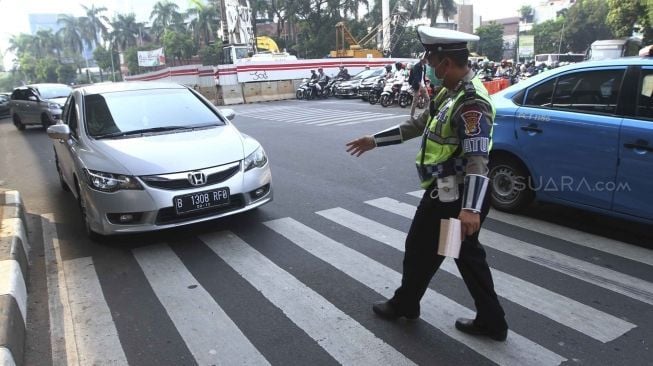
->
[0,191,29,366]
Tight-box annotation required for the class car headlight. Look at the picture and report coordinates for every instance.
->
[243,146,268,172]
[48,102,61,110]
[84,169,143,192]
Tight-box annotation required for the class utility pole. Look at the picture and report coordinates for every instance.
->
[382,0,390,54]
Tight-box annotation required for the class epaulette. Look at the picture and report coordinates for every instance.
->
[463,81,476,101]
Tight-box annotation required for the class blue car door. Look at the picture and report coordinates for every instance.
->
[515,67,626,209]
[612,67,653,220]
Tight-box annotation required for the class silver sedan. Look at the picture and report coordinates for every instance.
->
[47,82,272,239]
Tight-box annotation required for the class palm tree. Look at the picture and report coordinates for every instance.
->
[150,1,181,41]
[415,0,458,26]
[7,33,38,58]
[110,13,141,52]
[187,4,219,47]
[81,5,109,46]
[34,29,62,60]
[57,14,85,54]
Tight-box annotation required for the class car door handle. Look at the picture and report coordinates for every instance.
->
[520,124,543,133]
[624,140,653,152]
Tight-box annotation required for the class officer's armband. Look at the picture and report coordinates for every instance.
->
[462,174,489,213]
[373,126,403,146]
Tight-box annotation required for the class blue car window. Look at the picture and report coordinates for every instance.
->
[551,69,624,115]
[637,70,653,120]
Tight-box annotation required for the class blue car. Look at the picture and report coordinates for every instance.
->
[489,57,653,224]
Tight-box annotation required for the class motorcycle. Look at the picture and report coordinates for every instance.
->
[379,78,403,107]
[296,78,311,100]
[368,79,385,105]
[322,77,342,98]
[398,82,414,108]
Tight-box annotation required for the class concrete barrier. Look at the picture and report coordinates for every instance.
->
[217,84,245,105]
[277,80,296,100]
[242,82,263,103]
[260,81,280,102]
[0,190,29,366]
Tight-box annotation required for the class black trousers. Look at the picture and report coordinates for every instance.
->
[390,184,508,332]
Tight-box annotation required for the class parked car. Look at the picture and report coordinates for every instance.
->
[9,83,72,130]
[335,68,383,98]
[358,68,388,100]
[0,93,10,117]
[47,82,272,239]
[489,57,653,224]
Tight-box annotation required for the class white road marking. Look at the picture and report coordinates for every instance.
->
[42,214,79,366]
[337,115,410,126]
[62,256,128,366]
[200,231,416,366]
[367,197,653,306]
[133,244,269,366]
[317,207,636,343]
[265,217,567,366]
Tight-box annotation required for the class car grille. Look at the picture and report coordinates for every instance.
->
[140,163,240,190]
[155,194,245,225]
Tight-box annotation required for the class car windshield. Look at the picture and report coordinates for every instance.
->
[35,85,72,99]
[353,70,375,79]
[84,88,225,138]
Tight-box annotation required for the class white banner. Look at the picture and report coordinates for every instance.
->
[137,48,166,67]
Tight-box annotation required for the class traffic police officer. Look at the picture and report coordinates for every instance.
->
[346,26,508,342]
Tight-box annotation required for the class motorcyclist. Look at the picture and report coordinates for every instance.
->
[315,68,329,93]
[336,66,351,80]
[393,62,406,82]
[310,69,318,82]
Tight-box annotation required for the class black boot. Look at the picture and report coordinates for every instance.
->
[372,300,419,320]
[454,318,508,342]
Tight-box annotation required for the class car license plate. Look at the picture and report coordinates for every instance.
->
[360,91,369,96]
[174,188,230,214]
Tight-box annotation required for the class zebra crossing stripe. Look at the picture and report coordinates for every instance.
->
[264,218,567,366]
[337,115,411,126]
[317,207,636,343]
[62,257,129,365]
[42,214,80,366]
[407,190,653,268]
[200,231,416,366]
[366,197,653,306]
[133,244,269,366]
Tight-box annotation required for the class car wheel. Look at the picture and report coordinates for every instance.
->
[13,114,25,131]
[41,114,53,129]
[489,156,535,212]
[54,152,70,192]
[75,182,104,241]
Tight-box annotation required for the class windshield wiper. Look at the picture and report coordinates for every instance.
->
[94,126,192,139]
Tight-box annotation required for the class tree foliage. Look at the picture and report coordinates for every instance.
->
[563,0,613,53]
[162,30,196,65]
[532,17,566,54]
[473,22,504,61]
[607,0,652,43]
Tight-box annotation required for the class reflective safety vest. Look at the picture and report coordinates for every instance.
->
[416,77,495,188]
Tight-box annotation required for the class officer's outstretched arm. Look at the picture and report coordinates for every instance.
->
[367,108,429,148]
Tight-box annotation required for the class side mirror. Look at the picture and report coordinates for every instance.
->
[28,95,38,102]
[47,124,71,140]
[220,108,236,121]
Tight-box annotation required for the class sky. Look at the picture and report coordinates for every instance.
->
[0,0,540,70]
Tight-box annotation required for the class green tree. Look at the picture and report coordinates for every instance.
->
[474,22,504,61]
[532,17,567,54]
[18,54,37,82]
[150,1,181,41]
[564,0,613,53]
[81,5,109,47]
[34,29,62,60]
[35,57,59,83]
[198,41,223,65]
[56,64,76,84]
[8,33,38,58]
[57,14,85,55]
[162,30,196,65]
[607,0,652,43]
[187,3,219,47]
[519,5,534,22]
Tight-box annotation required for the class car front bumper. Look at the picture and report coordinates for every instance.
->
[81,163,272,235]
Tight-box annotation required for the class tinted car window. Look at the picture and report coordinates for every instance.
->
[67,97,79,138]
[637,70,653,120]
[551,69,624,114]
[11,89,26,101]
[84,88,224,137]
[524,78,555,107]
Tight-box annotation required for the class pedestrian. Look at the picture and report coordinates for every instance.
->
[408,54,430,120]
[345,26,509,342]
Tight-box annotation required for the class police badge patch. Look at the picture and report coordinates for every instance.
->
[461,110,482,136]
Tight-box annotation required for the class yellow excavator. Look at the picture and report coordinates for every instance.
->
[330,22,383,58]
[256,36,280,53]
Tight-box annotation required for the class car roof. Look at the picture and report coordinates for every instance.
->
[76,81,187,95]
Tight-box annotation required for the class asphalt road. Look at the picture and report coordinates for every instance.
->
[1,97,652,366]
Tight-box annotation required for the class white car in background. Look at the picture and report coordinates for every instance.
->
[47,81,272,240]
